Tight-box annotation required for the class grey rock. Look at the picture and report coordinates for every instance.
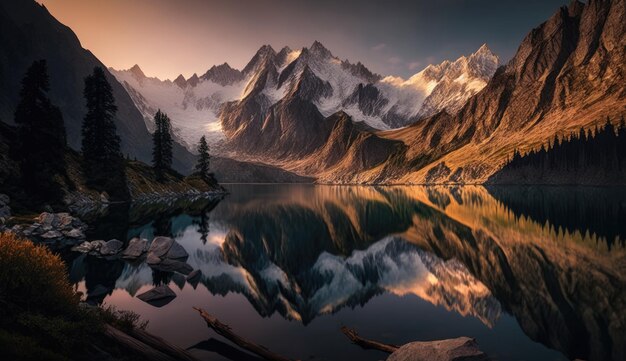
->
[387,337,488,361]
[165,241,188,260]
[38,212,56,227]
[0,194,9,204]
[100,239,124,256]
[88,240,106,255]
[71,241,94,253]
[40,230,62,239]
[136,285,177,307]
[122,238,148,259]
[146,253,162,265]
[148,236,174,257]
[64,228,85,239]
[55,213,74,229]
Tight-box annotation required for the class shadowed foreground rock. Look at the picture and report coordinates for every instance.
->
[387,337,488,361]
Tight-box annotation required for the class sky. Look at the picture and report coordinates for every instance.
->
[38,0,570,80]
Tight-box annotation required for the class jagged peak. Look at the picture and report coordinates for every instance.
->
[129,64,145,78]
[309,40,333,58]
[173,74,186,88]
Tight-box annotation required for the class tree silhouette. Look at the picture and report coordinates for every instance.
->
[152,110,173,181]
[13,60,67,207]
[499,117,626,184]
[81,67,128,200]
[195,135,211,182]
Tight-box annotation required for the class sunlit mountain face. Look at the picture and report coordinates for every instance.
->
[109,43,498,151]
[66,185,625,361]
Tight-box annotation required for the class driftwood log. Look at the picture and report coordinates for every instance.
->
[103,324,176,361]
[129,327,200,361]
[103,324,200,361]
[193,307,295,361]
[340,326,400,353]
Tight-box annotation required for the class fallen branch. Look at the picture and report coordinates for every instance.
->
[103,324,177,361]
[340,326,400,353]
[193,307,294,361]
[129,327,201,361]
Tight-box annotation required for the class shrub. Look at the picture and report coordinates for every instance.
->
[0,232,78,317]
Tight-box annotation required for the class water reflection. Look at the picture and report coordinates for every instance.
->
[68,185,625,361]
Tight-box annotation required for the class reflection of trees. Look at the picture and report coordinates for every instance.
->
[487,186,626,247]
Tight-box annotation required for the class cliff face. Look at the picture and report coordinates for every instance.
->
[391,0,626,184]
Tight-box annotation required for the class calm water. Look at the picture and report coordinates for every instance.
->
[65,185,626,361]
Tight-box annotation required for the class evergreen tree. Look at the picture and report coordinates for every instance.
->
[81,67,128,200]
[14,60,67,207]
[152,110,173,181]
[195,135,211,182]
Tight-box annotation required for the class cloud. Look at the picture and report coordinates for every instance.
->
[387,56,403,65]
[407,61,422,71]
[371,43,386,51]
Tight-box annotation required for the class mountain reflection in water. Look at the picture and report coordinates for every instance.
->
[67,185,625,361]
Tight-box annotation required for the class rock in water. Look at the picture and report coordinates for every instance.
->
[165,241,188,259]
[148,236,174,257]
[136,285,177,307]
[71,241,94,253]
[122,238,148,259]
[100,239,124,256]
[146,253,162,265]
[387,337,488,361]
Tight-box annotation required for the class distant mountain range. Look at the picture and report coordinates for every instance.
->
[1,0,624,184]
[110,42,498,151]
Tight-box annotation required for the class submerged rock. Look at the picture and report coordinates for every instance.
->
[387,337,488,361]
[136,285,177,307]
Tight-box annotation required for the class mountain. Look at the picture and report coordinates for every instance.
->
[111,42,497,154]
[238,0,624,184]
[382,0,626,184]
[0,0,196,174]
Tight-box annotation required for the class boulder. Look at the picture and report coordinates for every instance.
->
[54,213,74,229]
[146,253,162,265]
[64,228,85,239]
[148,236,174,258]
[122,238,148,259]
[38,212,56,227]
[165,241,188,259]
[40,230,63,239]
[71,241,94,253]
[100,239,124,256]
[136,285,177,307]
[0,194,9,205]
[88,240,107,255]
[386,337,488,361]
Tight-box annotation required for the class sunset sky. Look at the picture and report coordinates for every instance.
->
[39,0,569,80]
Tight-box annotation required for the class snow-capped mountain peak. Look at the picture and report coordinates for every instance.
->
[111,42,499,152]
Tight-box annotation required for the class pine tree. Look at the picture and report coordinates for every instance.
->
[14,60,67,207]
[195,135,211,182]
[81,67,128,200]
[152,110,173,181]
